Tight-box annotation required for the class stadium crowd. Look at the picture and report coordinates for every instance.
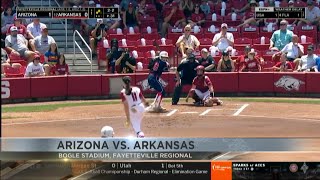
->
[1,0,320,78]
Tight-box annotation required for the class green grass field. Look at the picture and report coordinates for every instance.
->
[2,98,320,113]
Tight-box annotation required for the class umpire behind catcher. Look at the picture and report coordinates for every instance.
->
[172,54,200,105]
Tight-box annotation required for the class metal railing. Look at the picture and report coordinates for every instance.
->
[73,30,93,73]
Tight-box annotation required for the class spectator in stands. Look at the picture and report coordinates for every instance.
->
[44,43,59,76]
[5,26,36,62]
[120,0,138,11]
[155,0,172,13]
[1,47,22,77]
[272,52,294,72]
[81,1,97,36]
[298,0,320,29]
[1,7,14,34]
[54,53,70,75]
[11,0,24,14]
[239,49,261,72]
[6,18,32,39]
[30,26,56,55]
[180,47,195,63]
[161,1,186,37]
[210,23,234,53]
[217,51,235,72]
[269,20,293,51]
[106,39,123,73]
[180,0,194,19]
[275,34,303,69]
[296,45,318,72]
[115,48,137,73]
[122,2,141,29]
[200,0,210,15]
[27,18,47,45]
[176,24,200,58]
[138,0,147,16]
[188,3,205,28]
[172,54,199,105]
[90,19,106,58]
[237,0,262,28]
[315,57,320,72]
[285,0,299,25]
[198,48,216,71]
[24,54,45,77]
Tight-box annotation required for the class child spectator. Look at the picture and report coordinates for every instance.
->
[1,7,14,34]
[188,3,205,28]
[217,51,235,72]
[44,43,59,76]
[24,54,45,77]
[54,53,70,75]
[272,53,294,72]
[239,49,261,72]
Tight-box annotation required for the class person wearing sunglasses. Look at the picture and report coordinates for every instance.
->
[176,24,200,58]
[188,4,205,28]
[269,20,293,51]
[24,54,45,77]
[296,45,318,72]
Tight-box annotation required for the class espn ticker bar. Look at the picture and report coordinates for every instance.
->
[16,7,119,19]
[255,7,306,19]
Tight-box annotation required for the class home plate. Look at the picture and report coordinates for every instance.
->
[180,112,199,114]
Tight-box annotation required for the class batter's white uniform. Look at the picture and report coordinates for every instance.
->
[120,87,145,134]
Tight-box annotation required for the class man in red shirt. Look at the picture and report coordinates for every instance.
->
[161,1,186,37]
[6,18,31,38]
[239,48,262,72]
[186,65,223,106]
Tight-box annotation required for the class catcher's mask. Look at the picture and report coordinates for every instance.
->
[122,76,132,95]
[196,65,205,77]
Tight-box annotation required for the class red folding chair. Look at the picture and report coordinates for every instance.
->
[199,38,212,50]
[118,40,137,51]
[224,14,243,27]
[259,26,278,39]
[204,14,223,28]
[261,61,275,72]
[241,26,260,39]
[136,39,156,52]
[262,50,279,62]
[4,66,25,78]
[227,26,241,39]
[107,28,126,40]
[298,25,317,44]
[252,37,271,51]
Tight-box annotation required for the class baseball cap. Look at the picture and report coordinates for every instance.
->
[222,51,229,56]
[249,0,257,4]
[128,2,133,7]
[248,48,256,54]
[89,0,95,5]
[10,26,18,32]
[97,18,103,22]
[288,0,294,4]
[34,54,40,60]
[307,45,314,50]
[159,51,169,58]
[101,126,114,138]
[221,23,228,28]
[245,45,251,51]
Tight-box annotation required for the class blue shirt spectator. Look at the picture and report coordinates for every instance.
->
[270,20,293,51]
[316,57,320,72]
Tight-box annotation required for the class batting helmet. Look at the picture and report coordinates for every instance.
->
[204,97,214,107]
[101,126,114,138]
[196,65,205,77]
[122,76,131,84]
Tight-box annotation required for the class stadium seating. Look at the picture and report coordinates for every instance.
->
[241,26,260,39]
[4,66,26,78]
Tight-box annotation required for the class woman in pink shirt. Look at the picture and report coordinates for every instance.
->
[54,53,70,75]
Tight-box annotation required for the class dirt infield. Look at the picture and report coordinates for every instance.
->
[2,99,320,161]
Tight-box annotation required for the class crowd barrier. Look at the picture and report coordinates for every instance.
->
[1,72,320,101]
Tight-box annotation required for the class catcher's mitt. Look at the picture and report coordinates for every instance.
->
[204,97,214,107]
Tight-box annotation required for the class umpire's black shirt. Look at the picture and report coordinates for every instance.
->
[177,59,200,84]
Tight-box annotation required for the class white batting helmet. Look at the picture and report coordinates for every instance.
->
[101,126,114,138]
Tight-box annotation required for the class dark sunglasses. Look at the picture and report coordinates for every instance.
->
[34,58,40,60]
[280,23,286,26]
[185,29,191,31]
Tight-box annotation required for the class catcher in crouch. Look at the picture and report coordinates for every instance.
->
[186,65,223,106]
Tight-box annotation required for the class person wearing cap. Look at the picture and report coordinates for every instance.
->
[298,0,320,29]
[269,20,293,51]
[198,48,216,72]
[30,26,56,55]
[24,54,45,77]
[161,1,186,37]
[114,48,137,74]
[239,48,261,72]
[176,24,200,58]
[146,51,170,112]
[237,0,263,28]
[211,23,234,52]
[120,0,138,11]
[5,26,36,62]
[101,126,114,138]
[172,54,200,105]
[296,45,318,72]
[89,19,107,58]
[237,45,264,67]
[6,18,30,38]
[122,2,141,29]
[217,51,235,72]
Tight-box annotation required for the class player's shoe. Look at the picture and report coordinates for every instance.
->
[193,101,203,106]
[137,131,145,138]
[145,103,155,112]
[217,99,223,106]
[154,106,166,113]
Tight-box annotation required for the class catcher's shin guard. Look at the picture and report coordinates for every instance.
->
[190,90,201,103]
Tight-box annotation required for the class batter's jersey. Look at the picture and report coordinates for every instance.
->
[148,57,169,77]
[192,76,212,93]
[120,87,144,107]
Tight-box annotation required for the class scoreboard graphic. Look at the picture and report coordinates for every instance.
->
[16,7,119,19]
[255,7,306,19]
